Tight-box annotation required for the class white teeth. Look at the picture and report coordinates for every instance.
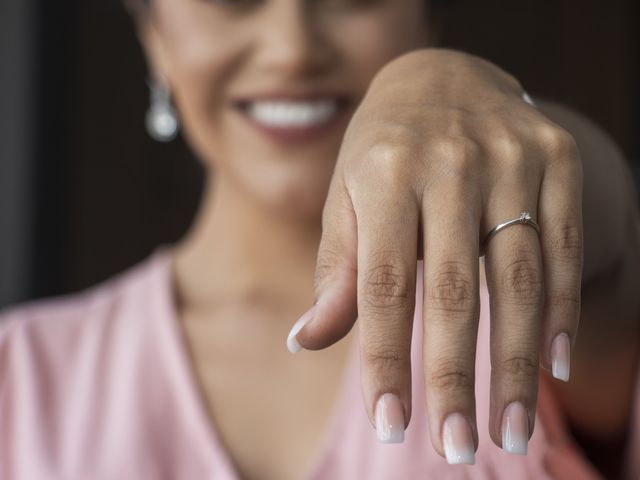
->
[246,100,339,128]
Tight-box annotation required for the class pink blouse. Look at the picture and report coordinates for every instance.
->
[1,248,638,479]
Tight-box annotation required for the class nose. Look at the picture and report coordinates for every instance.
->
[255,2,335,78]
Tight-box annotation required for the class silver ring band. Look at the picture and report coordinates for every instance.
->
[482,211,541,254]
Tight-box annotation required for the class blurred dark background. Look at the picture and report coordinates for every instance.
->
[1,0,638,308]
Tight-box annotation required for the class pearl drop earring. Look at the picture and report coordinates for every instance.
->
[145,76,179,142]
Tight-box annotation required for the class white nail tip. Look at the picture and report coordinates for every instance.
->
[286,317,305,353]
[444,447,475,465]
[501,402,529,455]
[375,393,405,443]
[378,429,405,444]
[523,91,536,107]
[552,365,570,382]
[551,333,571,382]
[286,331,302,354]
[443,413,475,465]
[286,304,317,354]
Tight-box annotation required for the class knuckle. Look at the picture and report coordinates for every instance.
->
[363,345,409,371]
[538,124,578,157]
[314,246,344,291]
[548,289,581,314]
[363,140,416,189]
[429,363,474,391]
[367,139,413,169]
[490,132,525,160]
[427,262,475,315]
[499,355,538,379]
[433,136,480,179]
[439,136,480,159]
[361,260,411,310]
[489,133,533,179]
[500,255,543,306]
[549,223,583,262]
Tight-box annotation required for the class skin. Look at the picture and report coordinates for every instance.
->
[299,53,584,455]
[128,0,640,478]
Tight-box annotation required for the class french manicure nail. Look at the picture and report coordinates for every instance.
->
[551,332,571,382]
[286,303,318,354]
[442,413,475,465]
[501,401,529,455]
[375,393,405,443]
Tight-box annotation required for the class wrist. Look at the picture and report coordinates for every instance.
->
[370,48,524,103]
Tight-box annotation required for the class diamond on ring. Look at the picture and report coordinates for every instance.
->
[481,211,541,256]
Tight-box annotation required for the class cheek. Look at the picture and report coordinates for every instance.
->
[329,5,428,93]
[154,2,248,163]
[148,0,428,218]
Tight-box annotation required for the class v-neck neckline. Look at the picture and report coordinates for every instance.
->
[153,246,359,480]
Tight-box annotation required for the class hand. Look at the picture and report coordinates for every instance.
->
[287,49,583,460]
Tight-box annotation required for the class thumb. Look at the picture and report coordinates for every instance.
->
[287,176,358,353]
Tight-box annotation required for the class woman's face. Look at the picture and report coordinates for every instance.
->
[142,0,434,218]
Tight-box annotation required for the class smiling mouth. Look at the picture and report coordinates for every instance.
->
[234,96,351,139]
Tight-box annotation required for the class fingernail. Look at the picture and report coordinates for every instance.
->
[286,303,318,354]
[522,91,536,107]
[501,401,529,455]
[442,413,475,465]
[375,393,405,443]
[551,332,571,382]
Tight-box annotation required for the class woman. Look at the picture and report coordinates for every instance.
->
[1,0,639,478]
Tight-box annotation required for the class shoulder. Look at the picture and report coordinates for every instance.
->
[0,247,209,478]
[0,248,173,391]
[1,248,170,335]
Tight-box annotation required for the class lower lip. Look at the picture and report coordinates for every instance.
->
[236,104,350,144]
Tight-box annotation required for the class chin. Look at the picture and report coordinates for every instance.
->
[258,174,331,221]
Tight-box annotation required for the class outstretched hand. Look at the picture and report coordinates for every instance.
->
[287,49,583,463]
